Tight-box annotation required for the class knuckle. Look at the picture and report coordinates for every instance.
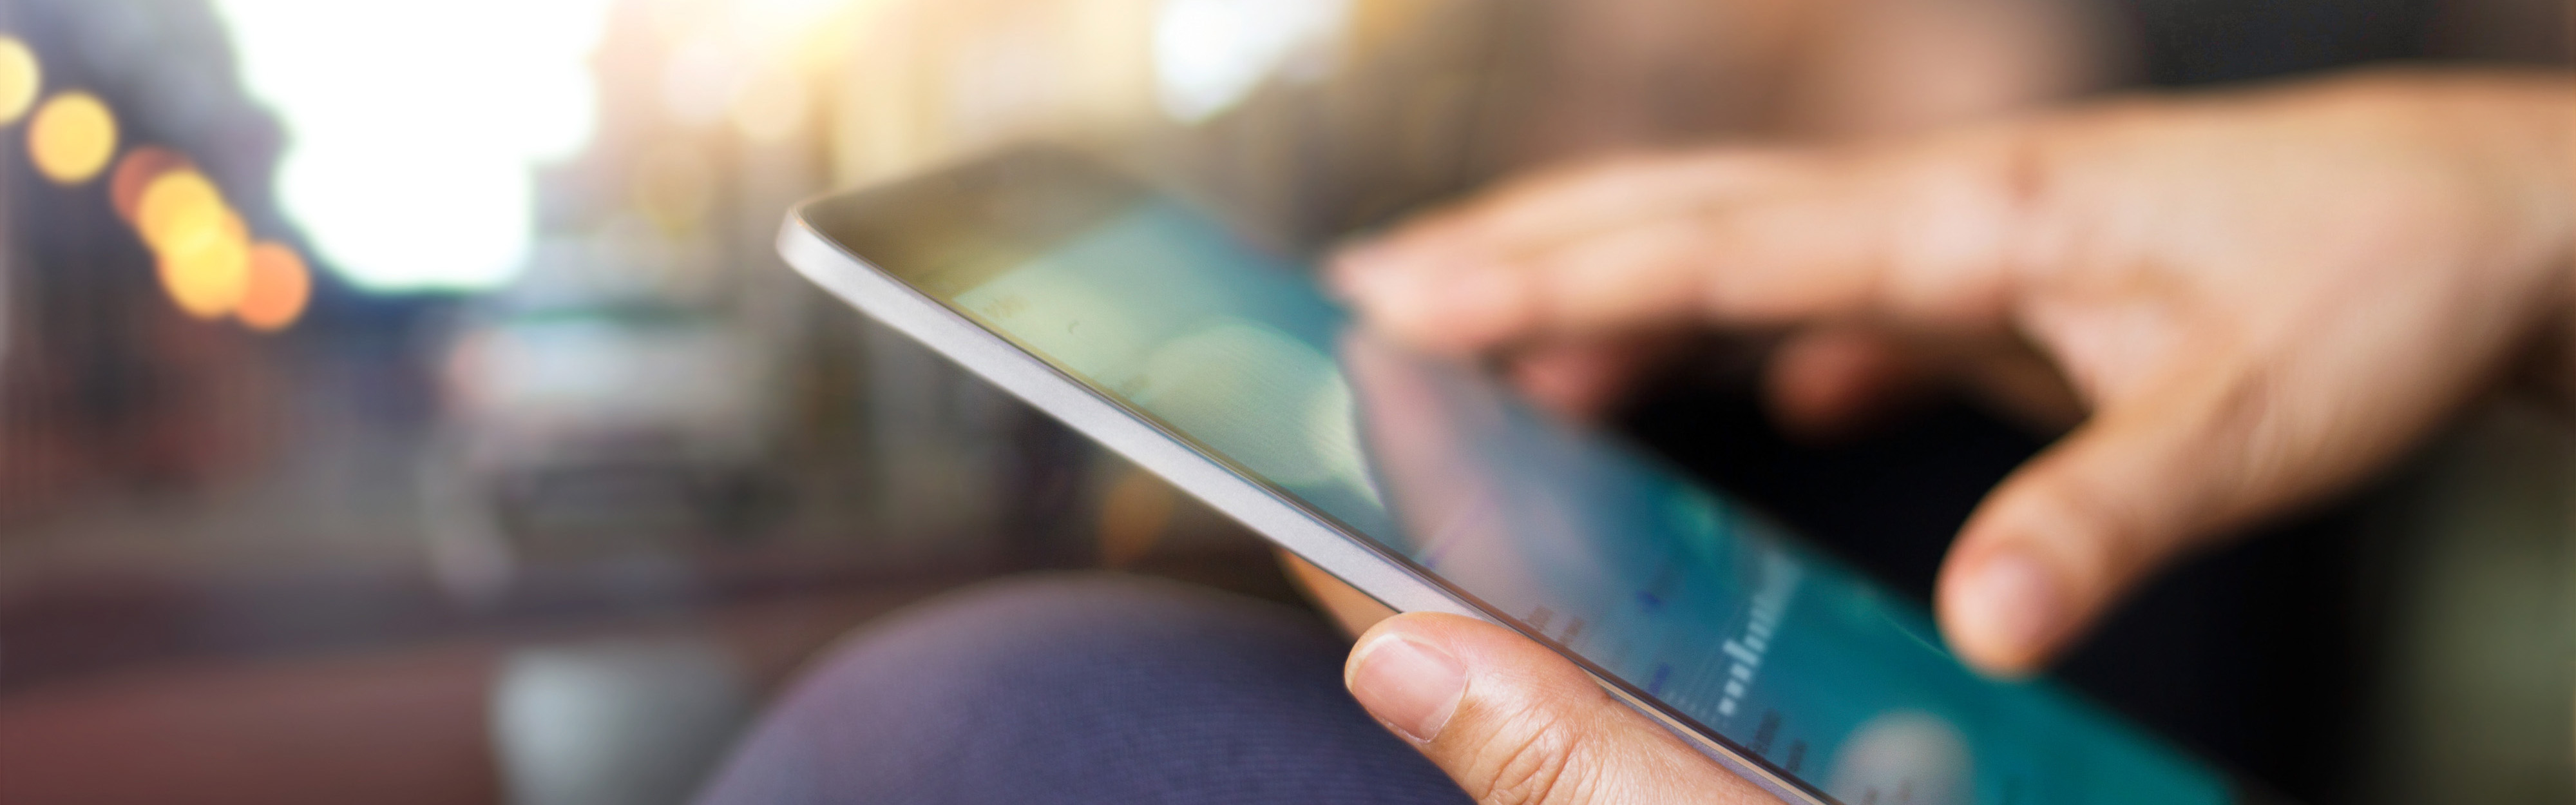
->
[1899,132,2048,320]
[2038,470,2152,579]
[2195,367,2305,523]
[2038,365,2284,583]
[1465,708,1602,805]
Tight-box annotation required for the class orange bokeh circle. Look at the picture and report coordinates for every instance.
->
[238,242,311,331]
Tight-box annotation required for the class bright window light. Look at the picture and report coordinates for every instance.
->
[1154,0,1349,124]
[211,1,616,292]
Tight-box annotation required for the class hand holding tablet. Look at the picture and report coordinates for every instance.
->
[778,68,2568,805]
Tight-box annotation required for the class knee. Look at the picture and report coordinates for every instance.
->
[713,575,1349,781]
[699,574,1460,805]
[787,574,1342,713]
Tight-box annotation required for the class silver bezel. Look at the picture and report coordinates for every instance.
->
[780,208,1835,805]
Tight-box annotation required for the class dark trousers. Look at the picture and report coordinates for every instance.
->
[696,575,1473,805]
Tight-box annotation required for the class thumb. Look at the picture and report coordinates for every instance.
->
[1346,612,1783,805]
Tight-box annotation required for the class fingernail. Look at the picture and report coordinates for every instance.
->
[1953,551,2062,664]
[1348,633,1467,744]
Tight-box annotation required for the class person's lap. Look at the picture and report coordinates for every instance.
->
[696,574,1471,805]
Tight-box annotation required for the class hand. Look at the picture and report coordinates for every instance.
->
[1346,612,1786,805]
[1335,69,2575,675]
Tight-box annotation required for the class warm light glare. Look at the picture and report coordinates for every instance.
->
[111,146,191,224]
[135,170,227,251]
[0,37,42,126]
[238,241,312,331]
[647,0,854,64]
[633,141,714,233]
[128,163,283,325]
[212,0,616,291]
[28,92,117,185]
[157,211,253,319]
[1154,0,1349,122]
[729,64,810,143]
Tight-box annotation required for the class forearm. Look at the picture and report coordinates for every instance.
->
[2460,71,2573,277]
[2456,70,2576,405]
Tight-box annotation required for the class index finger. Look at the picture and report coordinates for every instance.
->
[1334,132,2037,354]
[1333,150,1813,286]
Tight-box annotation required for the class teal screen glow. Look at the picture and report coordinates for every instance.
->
[942,201,2235,805]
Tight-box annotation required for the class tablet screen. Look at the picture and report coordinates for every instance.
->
[828,156,2238,805]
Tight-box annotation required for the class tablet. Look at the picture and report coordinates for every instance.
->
[778,148,2282,805]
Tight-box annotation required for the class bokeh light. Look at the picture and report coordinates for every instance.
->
[646,0,857,70]
[238,241,312,331]
[135,168,256,319]
[157,208,254,319]
[633,141,714,234]
[111,146,192,224]
[135,169,227,252]
[28,92,117,185]
[211,0,616,291]
[124,161,288,325]
[0,37,42,126]
[729,64,811,144]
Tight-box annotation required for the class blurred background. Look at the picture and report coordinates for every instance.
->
[0,1,2562,803]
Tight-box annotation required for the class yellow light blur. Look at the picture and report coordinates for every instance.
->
[135,170,225,251]
[730,65,810,144]
[27,92,116,184]
[238,241,311,331]
[111,146,190,225]
[0,37,41,126]
[157,209,252,319]
[633,141,714,233]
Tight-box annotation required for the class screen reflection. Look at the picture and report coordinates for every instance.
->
[939,190,2234,805]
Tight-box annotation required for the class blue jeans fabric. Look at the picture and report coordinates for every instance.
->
[695,574,1473,805]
